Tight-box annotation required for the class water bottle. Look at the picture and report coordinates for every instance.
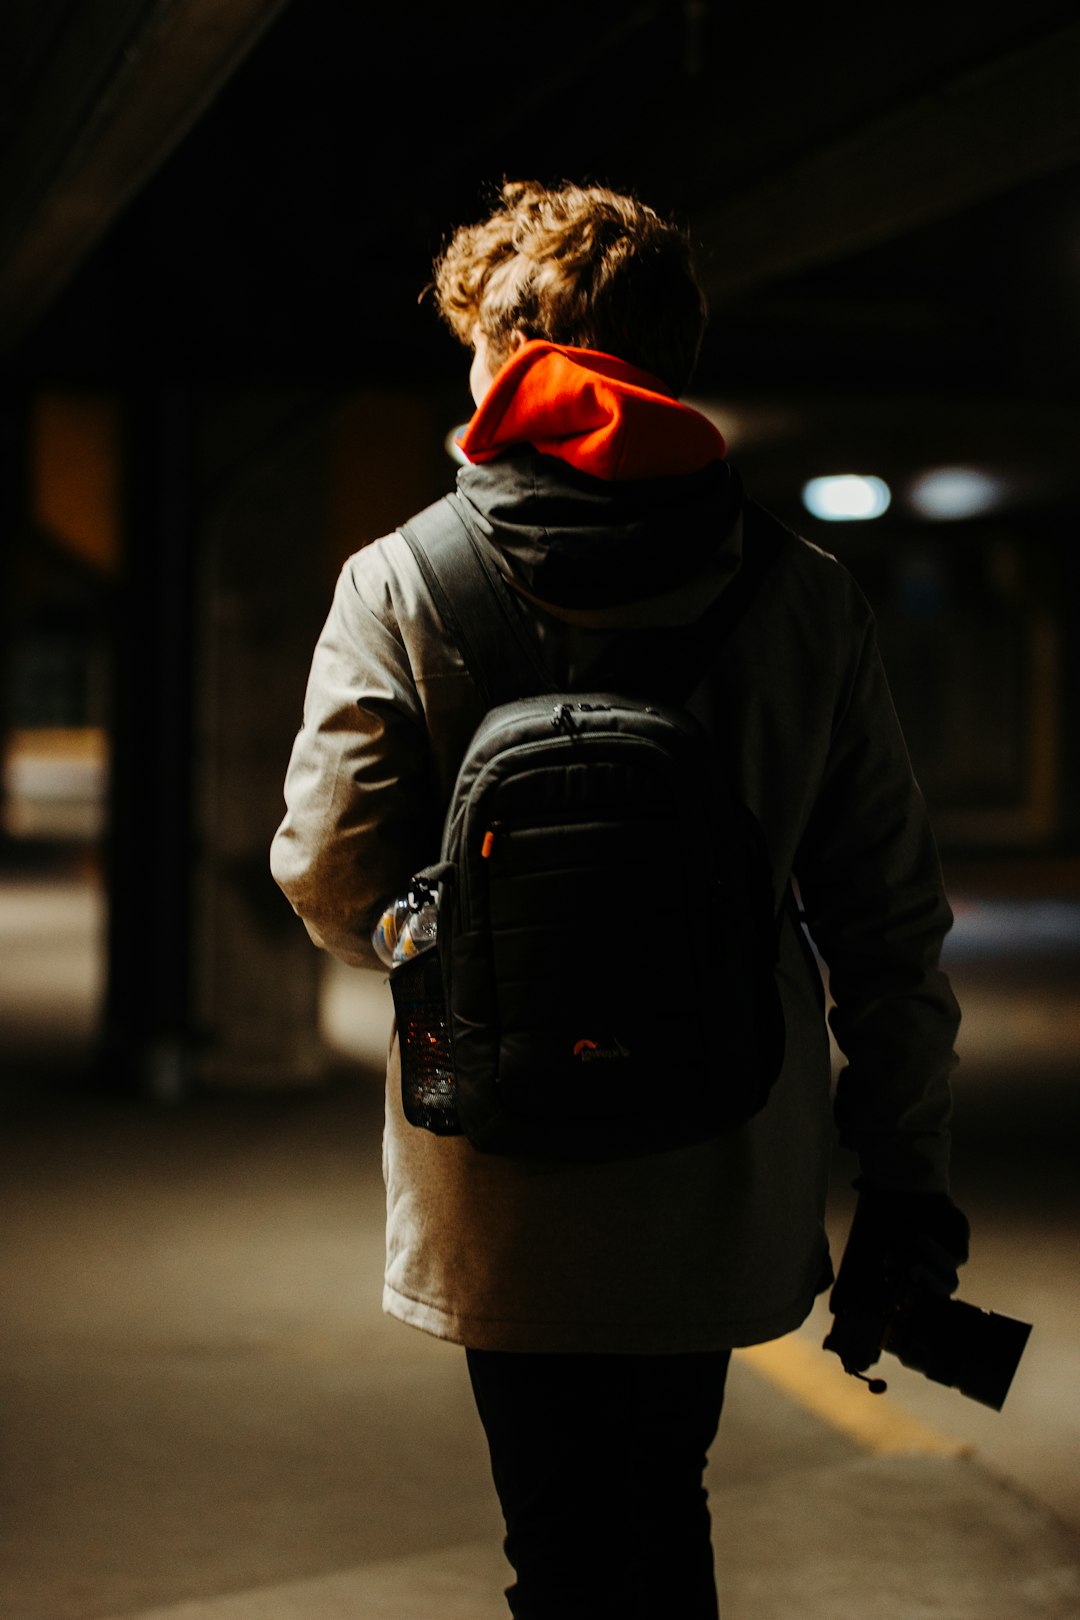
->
[372,884,439,968]
[379,881,456,1134]
[371,896,410,966]
[399,890,438,961]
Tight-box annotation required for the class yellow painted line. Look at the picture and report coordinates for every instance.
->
[739,1335,972,1458]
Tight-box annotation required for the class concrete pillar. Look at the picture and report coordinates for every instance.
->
[102,387,197,1097]
[193,387,452,1088]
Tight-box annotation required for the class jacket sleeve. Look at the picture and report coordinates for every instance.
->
[794,592,960,1195]
[270,549,440,969]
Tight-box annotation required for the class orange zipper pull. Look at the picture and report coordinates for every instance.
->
[481,829,496,859]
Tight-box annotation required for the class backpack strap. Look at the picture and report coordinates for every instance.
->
[398,494,551,707]
[671,498,788,698]
[576,497,788,705]
[399,488,788,710]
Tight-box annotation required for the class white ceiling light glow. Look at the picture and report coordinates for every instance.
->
[908,467,1003,520]
[444,426,470,465]
[801,474,891,522]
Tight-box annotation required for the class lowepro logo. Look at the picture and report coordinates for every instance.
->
[572,1038,631,1063]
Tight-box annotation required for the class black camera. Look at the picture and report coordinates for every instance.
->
[824,1289,1031,1411]
[823,1186,1031,1410]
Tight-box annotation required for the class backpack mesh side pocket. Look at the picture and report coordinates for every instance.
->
[390,950,460,1135]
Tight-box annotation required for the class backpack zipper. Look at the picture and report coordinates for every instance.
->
[458,731,687,929]
[550,700,619,735]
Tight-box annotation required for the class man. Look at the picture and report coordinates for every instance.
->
[271,180,967,1619]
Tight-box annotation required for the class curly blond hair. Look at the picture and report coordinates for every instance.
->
[432,181,707,394]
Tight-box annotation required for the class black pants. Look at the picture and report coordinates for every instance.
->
[466,1347,731,1620]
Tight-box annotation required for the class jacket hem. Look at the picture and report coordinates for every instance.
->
[381,1282,820,1355]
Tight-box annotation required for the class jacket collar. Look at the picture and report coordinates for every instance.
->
[455,447,743,626]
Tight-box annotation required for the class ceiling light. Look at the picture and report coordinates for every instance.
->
[908,467,1004,520]
[802,475,891,522]
[444,427,469,465]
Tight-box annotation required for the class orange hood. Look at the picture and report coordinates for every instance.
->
[456,340,726,481]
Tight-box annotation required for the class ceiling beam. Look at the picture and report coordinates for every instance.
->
[0,0,289,353]
[694,21,1080,301]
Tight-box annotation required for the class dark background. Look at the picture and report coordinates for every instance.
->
[2,0,1080,1091]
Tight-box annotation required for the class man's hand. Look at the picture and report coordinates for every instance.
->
[824,1182,970,1375]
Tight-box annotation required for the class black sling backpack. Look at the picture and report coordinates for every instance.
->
[390,492,786,1161]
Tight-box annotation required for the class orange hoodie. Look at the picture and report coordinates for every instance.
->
[457,340,726,482]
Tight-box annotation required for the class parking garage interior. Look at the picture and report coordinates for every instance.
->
[2,4,1080,1616]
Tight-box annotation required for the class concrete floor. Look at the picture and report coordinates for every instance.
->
[2,858,1080,1618]
[3,1080,1080,1620]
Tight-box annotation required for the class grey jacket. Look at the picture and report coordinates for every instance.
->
[270,452,960,1352]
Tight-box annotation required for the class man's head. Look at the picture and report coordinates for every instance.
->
[432,181,707,397]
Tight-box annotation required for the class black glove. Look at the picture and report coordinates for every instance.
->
[824,1181,970,1376]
